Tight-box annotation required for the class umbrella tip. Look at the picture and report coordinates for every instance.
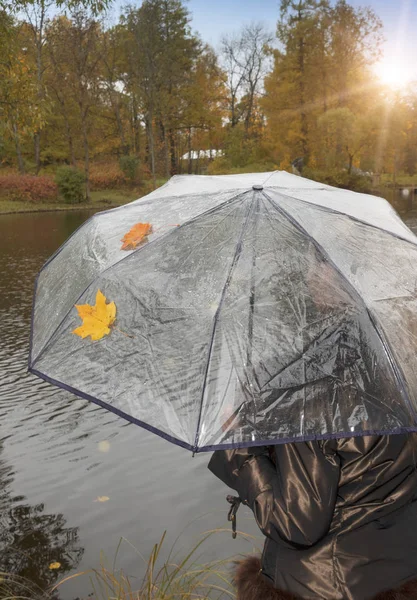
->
[252,184,263,191]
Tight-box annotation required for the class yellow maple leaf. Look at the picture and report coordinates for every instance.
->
[121,222,153,251]
[73,290,116,341]
[49,562,61,570]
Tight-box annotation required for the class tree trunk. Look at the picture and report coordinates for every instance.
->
[196,149,200,174]
[169,128,176,175]
[81,112,90,202]
[53,90,76,166]
[231,92,237,127]
[113,96,128,155]
[160,121,170,179]
[348,152,353,175]
[187,127,192,174]
[34,132,41,174]
[132,96,140,155]
[63,111,76,167]
[146,112,156,190]
[245,83,256,135]
[296,7,308,160]
[12,120,25,174]
[393,149,398,187]
[65,118,76,167]
[298,38,308,159]
[34,37,43,174]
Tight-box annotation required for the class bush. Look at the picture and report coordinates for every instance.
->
[90,163,126,190]
[0,173,58,202]
[303,168,372,194]
[207,158,279,176]
[55,167,86,204]
[119,155,140,184]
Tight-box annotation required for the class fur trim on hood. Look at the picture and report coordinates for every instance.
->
[233,556,417,600]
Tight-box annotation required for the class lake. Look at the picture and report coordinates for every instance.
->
[0,207,416,599]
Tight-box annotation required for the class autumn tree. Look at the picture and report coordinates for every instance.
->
[122,0,201,183]
[2,0,111,15]
[22,0,54,173]
[99,23,131,157]
[402,85,417,176]
[263,0,383,169]
[221,23,272,131]
[326,0,383,110]
[0,10,43,172]
[317,107,374,172]
[46,12,102,199]
[178,45,226,173]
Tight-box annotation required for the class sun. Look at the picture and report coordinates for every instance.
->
[374,58,414,88]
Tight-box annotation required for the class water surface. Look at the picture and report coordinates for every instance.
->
[0,207,416,599]
[0,210,259,600]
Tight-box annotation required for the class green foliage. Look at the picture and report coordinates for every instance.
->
[207,157,278,175]
[55,166,86,203]
[303,167,372,193]
[0,0,416,184]
[262,0,385,169]
[119,154,139,183]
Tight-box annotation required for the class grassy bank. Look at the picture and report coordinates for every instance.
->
[0,189,143,215]
[380,174,417,187]
[0,172,170,215]
[1,169,416,216]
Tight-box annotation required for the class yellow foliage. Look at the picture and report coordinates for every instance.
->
[73,290,116,341]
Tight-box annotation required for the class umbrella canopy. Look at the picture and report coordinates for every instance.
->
[29,171,417,452]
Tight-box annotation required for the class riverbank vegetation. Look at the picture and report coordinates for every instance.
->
[0,0,416,213]
[0,530,243,599]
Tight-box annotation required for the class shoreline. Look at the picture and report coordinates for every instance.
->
[0,203,122,216]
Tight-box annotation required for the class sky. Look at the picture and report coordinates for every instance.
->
[113,0,417,86]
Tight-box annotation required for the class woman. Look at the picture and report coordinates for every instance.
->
[209,434,417,600]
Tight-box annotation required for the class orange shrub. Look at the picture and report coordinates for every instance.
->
[89,164,126,190]
[89,162,151,190]
[0,173,58,203]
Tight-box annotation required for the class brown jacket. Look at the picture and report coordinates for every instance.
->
[208,434,417,599]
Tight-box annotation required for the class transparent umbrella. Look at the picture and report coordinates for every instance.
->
[29,171,417,452]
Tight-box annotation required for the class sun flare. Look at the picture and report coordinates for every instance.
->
[375,58,414,88]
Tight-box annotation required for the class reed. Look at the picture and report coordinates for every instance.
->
[0,528,258,600]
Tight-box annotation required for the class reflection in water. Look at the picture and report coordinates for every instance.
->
[0,211,94,599]
[0,443,83,598]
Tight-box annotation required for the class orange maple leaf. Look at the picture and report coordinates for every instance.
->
[121,222,153,251]
[73,290,116,341]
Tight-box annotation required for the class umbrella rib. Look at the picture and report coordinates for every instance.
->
[262,190,417,424]
[192,192,256,453]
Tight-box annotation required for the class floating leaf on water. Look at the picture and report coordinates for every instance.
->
[94,496,110,503]
[73,290,116,341]
[49,562,61,570]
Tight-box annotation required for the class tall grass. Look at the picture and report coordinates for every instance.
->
[0,528,257,600]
